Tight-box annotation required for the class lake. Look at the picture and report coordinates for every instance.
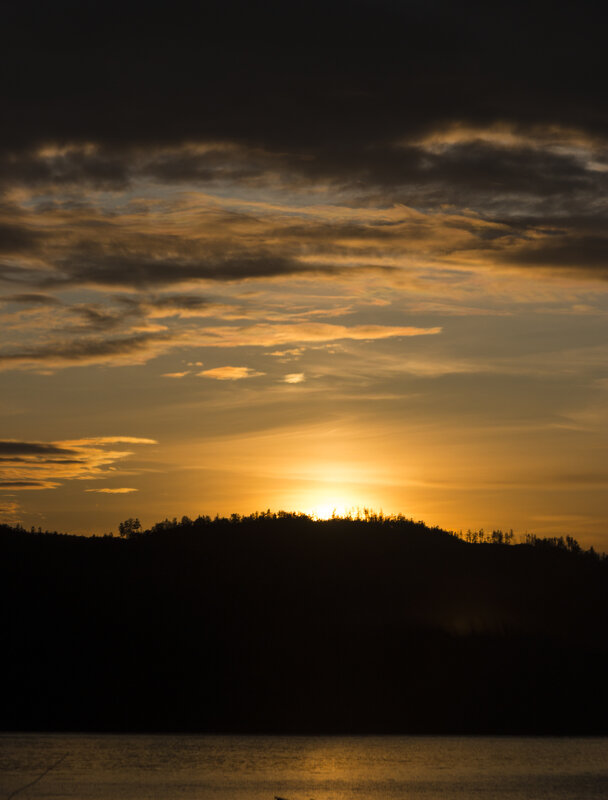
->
[1,734,608,799]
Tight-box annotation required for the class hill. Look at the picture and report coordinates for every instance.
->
[2,513,607,733]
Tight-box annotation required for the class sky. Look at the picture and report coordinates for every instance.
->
[1,0,607,543]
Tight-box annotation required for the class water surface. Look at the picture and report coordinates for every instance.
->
[2,734,607,799]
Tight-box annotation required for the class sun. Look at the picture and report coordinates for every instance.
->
[308,502,346,520]
[299,490,374,521]
[282,460,389,521]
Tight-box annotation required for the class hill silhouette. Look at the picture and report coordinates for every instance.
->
[2,511,607,734]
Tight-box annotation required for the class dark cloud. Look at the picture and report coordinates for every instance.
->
[3,294,61,305]
[0,0,606,293]
[143,147,272,186]
[150,295,211,310]
[0,223,43,254]
[2,1,606,156]
[0,441,77,456]
[502,235,608,278]
[0,149,129,191]
[0,333,165,366]
[2,139,606,214]
[0,457,85,464]
[68,304,127,331]
[43,251,342,289]
[389,145,606,204]
[0,481,55,488]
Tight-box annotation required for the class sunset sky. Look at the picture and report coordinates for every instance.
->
[1,1,607,543]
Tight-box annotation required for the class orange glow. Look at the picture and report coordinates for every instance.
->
[289,471,387,521]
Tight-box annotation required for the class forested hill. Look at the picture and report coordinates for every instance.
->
[2,513,608,734]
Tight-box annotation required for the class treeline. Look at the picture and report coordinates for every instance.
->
[2,511,608,734]
[12,506,598,558]
[122,512,604,562]
[3,509,603,561]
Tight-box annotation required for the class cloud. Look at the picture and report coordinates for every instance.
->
[3,130,607,224]
[162,371,190,378]
[0,499,21,522]
[42,251,341,290]
[3,294,61,306]
[0,0,606,403]
[2,169,607,356]
[0,316,441,371]
[0,332,172,370]
[198,366,265,380]
[0,2,605,285]
[66,304,126,331]
[60,436,157,446]
[499,234,608,278]
[0,222,44,253]
[0,481,61,490]
[0,437,155,490]
[195,323,442,348]
[85,487,138,494]
[0,440,76,456]
[2,1,605,157]
[0,457,84,464]
[283,373,305,383]
[148,295,212,314]
[269,348,304,357]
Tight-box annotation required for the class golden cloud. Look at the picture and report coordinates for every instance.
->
[190,323,442,348]
[198,366,265,380]
[0,437,156,490]
[85,487,139,494]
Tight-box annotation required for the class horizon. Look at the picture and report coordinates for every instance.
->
[4,507,598,557]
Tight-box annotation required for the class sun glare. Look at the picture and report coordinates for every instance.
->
[297,483,385,521]
[287,462,392,521]
[308,502,347,520]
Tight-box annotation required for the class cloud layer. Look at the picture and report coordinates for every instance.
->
[0,438,155,491]
[1,1,607,377]
[1,0,607,318]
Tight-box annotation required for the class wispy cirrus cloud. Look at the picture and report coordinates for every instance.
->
[0,440,77,456]
[192,323,442,348]
[0,499,21,522]
[0,437,156,491]
[1,293,62,306]
[0,319,441,371]
[0,480,61,490]
[2,171,607,309]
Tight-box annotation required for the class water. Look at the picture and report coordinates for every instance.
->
[1,734,608,800]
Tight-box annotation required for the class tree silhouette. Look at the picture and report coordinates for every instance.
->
[118,517,141,538]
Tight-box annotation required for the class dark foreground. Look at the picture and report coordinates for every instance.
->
[2,514,608,733]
